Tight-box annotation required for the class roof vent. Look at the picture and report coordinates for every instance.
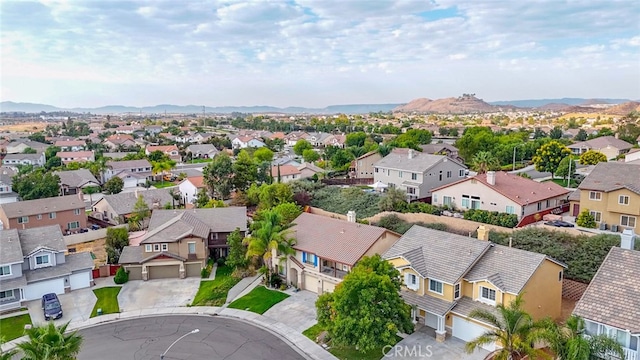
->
[340,229,345,234]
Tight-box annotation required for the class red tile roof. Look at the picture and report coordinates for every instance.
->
[271,165,301,177]
[186,176,205,189]
[147,145,179,153]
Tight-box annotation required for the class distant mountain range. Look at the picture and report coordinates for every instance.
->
[1,97,636,115]
[0,102,401,115]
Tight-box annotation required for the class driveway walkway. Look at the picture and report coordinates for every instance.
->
[385,326,488,360]
[26,287,97,326]
[262,289,318,333]
[118,277,200,312]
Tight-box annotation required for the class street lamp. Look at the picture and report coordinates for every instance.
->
[512,144,524,171]
[160,329,200,359]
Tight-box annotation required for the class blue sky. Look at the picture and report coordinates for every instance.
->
[1,0,639,108]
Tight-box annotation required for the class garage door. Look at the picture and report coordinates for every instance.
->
[304,273,318,293]
[23,278,65,301]
[322,281,336,293]
[126,266,143,281]
[148,265,179,280]
[185,263,201,278]
[425,312,439,329]
[69,272,91,290]
[452,316,496,351]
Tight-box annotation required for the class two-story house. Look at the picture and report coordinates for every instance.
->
[5,140,48,154]
[104,159,153,187]
[384,225,565,348]
[0,167,18,204]
[284,131,310,146]
[271,165,301,183]
[573,230,639,360]
[102,134,136,150]
[354,151,382,179]
[285,212,401,294]
[231,136,266,149]
[178,176,206,205]
[420,143,464,163]
[373,148,468,202]
[54,140,86,152]
[568,136,634,160]
[432,171,570,221]
[91,188,176,225]
[54,169,101,196]
[2,152,46,169]
[146,145,181,162]
[56,150,95,165]
[573,162,640,233]
[0,225,93,311]
[118,207,247,280]
[0,194,87,233]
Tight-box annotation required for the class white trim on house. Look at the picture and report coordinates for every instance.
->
[428,278,444,295]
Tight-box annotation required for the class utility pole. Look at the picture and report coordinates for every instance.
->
[567,156,572,188]
[512,145,518,171]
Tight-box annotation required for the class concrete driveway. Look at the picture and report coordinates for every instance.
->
[262,289,318,333]
[384,326,488,360]
[117,278,200,312]
[26,287,97,326]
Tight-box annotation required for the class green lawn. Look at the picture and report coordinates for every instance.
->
[544,178,579,188]
[151,181,177,189]
[302,324,401,360]
[91,286,121,317]
[190,158,213,164]
[228,286,289,314]
[192,265,241,306]
[0,313,32,341]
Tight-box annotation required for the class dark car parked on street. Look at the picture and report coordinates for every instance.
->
[544,220,575,228]
[42,293,63,320]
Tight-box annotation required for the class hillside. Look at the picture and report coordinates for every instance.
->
[394,94,498,113]
[602,101,640,116]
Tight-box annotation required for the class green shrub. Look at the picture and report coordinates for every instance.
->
[576,209,596,228]
[416,222,448,231]
[114,267,129,284]
[201,267,211,278]
[463,209,518,228]
[216,257,226,266]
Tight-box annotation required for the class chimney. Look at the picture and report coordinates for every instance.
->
[620,229,636,250]
[477,225,489,241]
[408,149,415,160]
[346,210,356,223]
[486,171,496,186]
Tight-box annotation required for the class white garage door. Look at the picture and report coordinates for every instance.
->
[23,278,65,301]
[425,312,439,329]
[452,316,496,352]
[304,274,318,293]
[69,272,91,290]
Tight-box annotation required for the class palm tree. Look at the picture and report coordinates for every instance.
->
[465,295,549,360]
[17,322,83,360]
[540,315,625,360]
[471,151,500,174]
[152,160,173,184]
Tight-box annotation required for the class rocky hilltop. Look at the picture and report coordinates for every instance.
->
[394,94,508,114]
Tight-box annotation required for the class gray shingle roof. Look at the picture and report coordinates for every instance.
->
[0,275,27,289]
[568,136,633,151]
[55,169,100,188]
[577,162,640,195]
[374,148,466,173]
[290,212,394,266]
[384,225,491,284]
[451,296,498,318]
[18,225,66,256]
[103,152,136,160]
[106,159,152,171]
[401,289,455,316]
[25,252,93,283]
[147,208,247,234]
[186,144,219,155]
[573,247,640,333]
[0,229,23,264]
[99,189,176,215]
[142,211,211,244]
[3,153,43,161]
[464,244,549,294]
[0,166,16,185]
[0,195,85,218]
[118,246,143,264]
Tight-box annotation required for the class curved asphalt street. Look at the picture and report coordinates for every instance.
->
[76,315,306,360]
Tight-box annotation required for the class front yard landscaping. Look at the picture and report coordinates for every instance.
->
[303,323,401,360]
[91,286,121,317]
[0,313,32,341]
[228,286,289,314]
[192,265,240,306]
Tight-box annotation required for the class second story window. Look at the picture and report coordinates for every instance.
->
[18,216,28,224]
[454,283,461,299]
[36,254,50,266]
[0,265,11,276]
[49,212,56,219]
[74,209,81,215]
[480,286,496,303]
[589,191,602,201]
[429,279,443,294]
[411,173,417,180]
[405,273,418,291]
[619,195,630,205]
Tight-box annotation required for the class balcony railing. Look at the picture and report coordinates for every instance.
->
[320,266,348,279]
[600,348,637,360]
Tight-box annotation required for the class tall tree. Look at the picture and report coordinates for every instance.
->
[17,322,83,360]
[465,295,549,360]
[195,188,210,208]
[232,150,257,192]
[471,151,500,173]
[579,150,607,165]
[253,147,274,162]
[203,153,233,199]
[302,149,320,163]
[532,140,571,178]
[555,156,576,180]
[105,227,129,263]
[345,132,367,147]
[103,176,124,194]
[243,210,295,281]
[225,228,247,268]
[128,195,150,230]
[151,160,174,184]
[12,170,60,200]
[316,254,414,352]
[573,129,588,141]
[549,126,564,139]
[293,139,313,156]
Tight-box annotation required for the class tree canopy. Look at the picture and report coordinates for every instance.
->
[579,150,607,165]
[203,153,233,199]
[532,140,571,178]
[12,170,60,200]
[17,322,83,360]
[293,139,313,156]
[103,176,124,194]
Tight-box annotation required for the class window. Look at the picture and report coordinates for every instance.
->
[188,242,196,254]
[303,252,315,265]
[619,195,630,205]
[36,254,50,265]
[590,211,602,222]
[432,194,438,203]
[399,171,403,178]
[68,221,80,229]
[375,168,379,173]
[447,171,452,178]
[505,206,515,214]
[621,215,637,228]
[74,208,81,215]
[37,214,42,220]
[462,195,470,208]
[49,212,56,219]
[589,191,602,201]
[443,196,452,206]
[471,196,481,209]
[438,171,443,181]
[411,173,417,180]
[459,169,466,177]
[153,244,160,252]
[161,243,168,251]
[537,202,542,211]
[0,290,14,300]
[0,265,11,276]
[454,283,461,299]
[546,200,550,208]
[405,273,418,290]
[429,279,443,294]
[17,216,28,224]
[558,271,563,282]
[480,286,496,302]
[145,244,152,252]
[407,187,416,195]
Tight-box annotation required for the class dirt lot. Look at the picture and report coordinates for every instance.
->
[67,238,106,267]
[0,122,49,132]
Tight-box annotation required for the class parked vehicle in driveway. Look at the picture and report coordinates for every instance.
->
[42,293,63,320]
[544,220,575,228]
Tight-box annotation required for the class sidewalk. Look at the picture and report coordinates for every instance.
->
[225,274,262,303]
[1,306,337,360]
